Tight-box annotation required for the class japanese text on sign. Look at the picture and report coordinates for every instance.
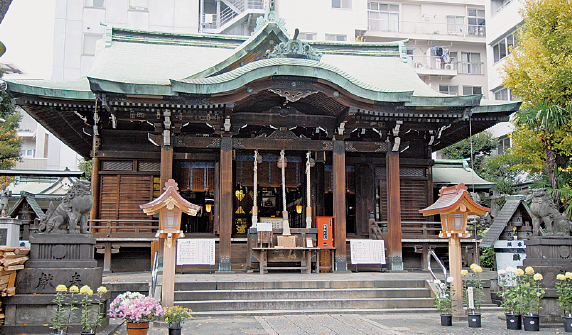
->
[350,239,386,264]
[176,239,216,265]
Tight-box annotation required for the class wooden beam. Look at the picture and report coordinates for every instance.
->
[231,112,337,129]
[218,136,233,271]
[333,140,347,272]
[386,146,403,271]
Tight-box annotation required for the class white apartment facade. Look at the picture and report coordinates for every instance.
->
[53,0,489,98]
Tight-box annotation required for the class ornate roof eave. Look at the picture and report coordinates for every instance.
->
[172,58,415,103]
[6,78,95,100]
[88,77,175,96]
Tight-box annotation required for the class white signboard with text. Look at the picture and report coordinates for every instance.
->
[350,239,386,264]
[176,239,216,265]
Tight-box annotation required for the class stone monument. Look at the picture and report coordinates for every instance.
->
[523,188,572,322]
[0,184,22,248]
[1,180,108,335]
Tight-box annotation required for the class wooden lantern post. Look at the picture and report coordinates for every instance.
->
[419,183,489,316]
[140,179,200,306]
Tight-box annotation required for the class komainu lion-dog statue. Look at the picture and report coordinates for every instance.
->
[39,180,94,236]
[529,188,572,236]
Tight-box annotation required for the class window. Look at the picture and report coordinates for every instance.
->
[325,34,347,41]
[332,0,351,9]
[463,86,482,95]
[492,31,516,63]
[299,32,317,40]
[368,2,399,32]
[468,8,486,36]
[447,16,464,34]
[21,150,35,157]
[439,85,458,96]
[83,34,102,55]
[460,52,482,74]
[130,0,148,10]
[493,87,514,100]
[491,0,513,15]
[497,136,511,155]
[85,0,104,7]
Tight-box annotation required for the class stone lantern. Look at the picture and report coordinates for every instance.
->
[419,183,489,315]
[140,179,200,306]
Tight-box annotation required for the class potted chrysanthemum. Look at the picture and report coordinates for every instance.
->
[433,277,455,326]
[108,292,164,335]
[79,285,108,335]
[517,266,544,331]
[162,306,193,335]
[462,263,485,328]
[51,285,69,335]
[498,267,522,330]
[556,272,572,332]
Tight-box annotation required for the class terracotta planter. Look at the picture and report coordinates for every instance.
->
[440,314,452,326]
[468,313,481,328]
[126,322,149,335]
[523,315,540,331]
[506,313,522,330]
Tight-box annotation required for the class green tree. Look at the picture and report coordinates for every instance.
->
[0,73,22,186]
[480,151,530,195]
[502,0,572,193]
[78,158,92,181]
[439,132,496,174]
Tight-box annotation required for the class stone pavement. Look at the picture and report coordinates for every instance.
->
[109,312,567,335]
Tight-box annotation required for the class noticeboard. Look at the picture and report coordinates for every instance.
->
[350,239,386,264]
[176,239,216,265]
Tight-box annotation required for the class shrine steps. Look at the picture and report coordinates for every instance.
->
[172,278,435,316]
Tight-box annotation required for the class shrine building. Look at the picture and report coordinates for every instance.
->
[6,10,520,273]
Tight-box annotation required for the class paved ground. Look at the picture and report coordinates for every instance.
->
[108,312,567,335]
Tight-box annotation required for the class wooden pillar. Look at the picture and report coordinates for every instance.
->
[218,136,233,271]
[356,163,374,236]
[160,147,173,190]
[90,157,100,220]
[386,149,403,271]
[103,241,111,273]
[333,140,347,271]
[314,154,325,216]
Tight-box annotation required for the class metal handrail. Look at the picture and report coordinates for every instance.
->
[149,251,159,298]
[428,250,447,281]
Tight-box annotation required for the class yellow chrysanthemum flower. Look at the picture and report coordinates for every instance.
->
[557,274,566,281]
[79,285,92,295]
[470,263,478,271]
[56,285,68,292]
[461,269,469,275]
[566,272,572,279]
[97,286,107,294]
[69,285,79,293]
[473,265,482,273]
[515,269,524,276]
[533,273,543,281]
[525,266,535,275]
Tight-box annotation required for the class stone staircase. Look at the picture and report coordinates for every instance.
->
[172,278,435,316]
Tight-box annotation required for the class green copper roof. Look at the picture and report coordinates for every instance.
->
[433,159,495,189]
[6,77,94,100]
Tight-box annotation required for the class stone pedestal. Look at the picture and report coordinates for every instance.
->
[0,218,21,247]
[1,233,107,335]
[523,236,572,322]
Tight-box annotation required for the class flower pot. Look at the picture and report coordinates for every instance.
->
[506,313,522,330]
[81,333,95,335]
[440,314,452,326]
[523,315,540,331]
[563,316,572,333]
[126,322,149,335]
[168,327,182,335]
[468,313,481,328]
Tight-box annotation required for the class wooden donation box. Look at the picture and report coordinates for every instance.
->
[316,216,334,248]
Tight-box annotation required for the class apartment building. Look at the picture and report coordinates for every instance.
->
[53,0,488,98]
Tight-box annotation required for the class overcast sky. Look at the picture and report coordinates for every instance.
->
[0,0,56,79]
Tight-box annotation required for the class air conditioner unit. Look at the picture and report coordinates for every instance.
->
[204,14,215,24]
[444,63,453,70]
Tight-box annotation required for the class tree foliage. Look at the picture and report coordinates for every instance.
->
[439,132,496,174]
[0,73,22,186]
[78,159,92,181]
[501,0,572,216]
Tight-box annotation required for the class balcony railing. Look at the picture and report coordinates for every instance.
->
[202,0,268,30]
[367,19,486,38]
[410,55,484,75]
[89,219,159,238]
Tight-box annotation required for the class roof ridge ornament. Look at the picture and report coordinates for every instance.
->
[266,29,322,61]
[253,8,286,34]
